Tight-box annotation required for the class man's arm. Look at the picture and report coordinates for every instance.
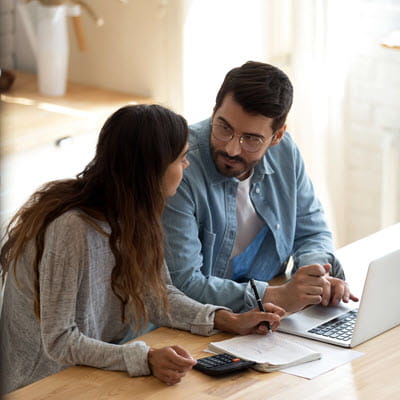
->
[288,143,344,278]
[261,140,357,311]
[163,179,265,313]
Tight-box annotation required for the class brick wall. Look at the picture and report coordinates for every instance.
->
[344,0,400,243]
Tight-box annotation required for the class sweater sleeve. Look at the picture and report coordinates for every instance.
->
[146,264,231,336]
[38,214,151,377]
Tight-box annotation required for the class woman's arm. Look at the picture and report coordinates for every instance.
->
[147,264,284,336]
[38,213,150,377]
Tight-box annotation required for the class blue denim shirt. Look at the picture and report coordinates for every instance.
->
[163,118,344,313]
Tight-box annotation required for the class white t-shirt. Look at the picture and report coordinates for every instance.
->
[231,174,265,259]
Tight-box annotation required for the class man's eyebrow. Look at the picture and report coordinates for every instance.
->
[216,116,265,139]
[216,116,233,129]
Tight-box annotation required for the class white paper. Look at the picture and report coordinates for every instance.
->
[208,333,320,365]
[206,332,364,380]
[277,333,364,379]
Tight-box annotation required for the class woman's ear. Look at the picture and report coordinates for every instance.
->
[270,124,286,146]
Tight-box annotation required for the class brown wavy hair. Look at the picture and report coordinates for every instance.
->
[0,104,188,331]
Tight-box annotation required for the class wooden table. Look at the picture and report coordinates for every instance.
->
[4,230,400,398]
[5,325,399,400]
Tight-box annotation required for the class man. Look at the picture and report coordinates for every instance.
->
[163,61,358,313]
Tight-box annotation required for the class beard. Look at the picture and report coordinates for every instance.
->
[210,145,260,180]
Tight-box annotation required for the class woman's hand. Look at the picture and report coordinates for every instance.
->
[147,345,197,385]
[214,303,285,336]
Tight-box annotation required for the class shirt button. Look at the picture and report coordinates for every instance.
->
[276,224,280,229]
[255,187,260,194]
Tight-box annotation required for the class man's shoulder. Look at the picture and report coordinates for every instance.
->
[174,119,222,199]
[267,131,299,161]
[189,117,211,132]
[276,131,297,150]
[185,118,213,174]
[188,118,211,145]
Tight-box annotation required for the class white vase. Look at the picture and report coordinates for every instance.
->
[36,3,69,96]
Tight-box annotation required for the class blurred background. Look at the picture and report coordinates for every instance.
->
[1,0,399,247]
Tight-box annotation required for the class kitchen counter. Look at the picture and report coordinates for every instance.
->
[0,71,153,156]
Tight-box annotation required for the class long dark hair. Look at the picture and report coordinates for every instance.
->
[0,104,188,330]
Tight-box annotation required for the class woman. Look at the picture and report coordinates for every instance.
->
[0,104,284,393]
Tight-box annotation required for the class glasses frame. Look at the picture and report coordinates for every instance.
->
[210,122,274,153]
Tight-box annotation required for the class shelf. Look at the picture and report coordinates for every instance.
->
[0,71,153,156]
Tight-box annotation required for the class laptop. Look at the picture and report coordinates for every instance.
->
[277,249,400,348]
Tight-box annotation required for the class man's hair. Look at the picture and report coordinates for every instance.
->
[0,104,188,332]
[215,61,293,131]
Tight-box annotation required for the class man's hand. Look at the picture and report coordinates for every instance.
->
[214,304,285,335]
[263,264,358,313]
[148,345,197,385]
[323,276,359,306]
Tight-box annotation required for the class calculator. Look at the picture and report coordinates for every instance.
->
[193,353,256,376]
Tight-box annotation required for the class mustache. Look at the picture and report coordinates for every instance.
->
[217,151,245,164]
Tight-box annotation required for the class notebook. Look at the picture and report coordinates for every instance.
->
[208,333,321,372]
[277,249,400,348]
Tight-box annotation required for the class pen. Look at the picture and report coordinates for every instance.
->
[250,278,271,333]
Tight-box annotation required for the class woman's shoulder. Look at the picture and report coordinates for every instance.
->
[50,209,88,228]
[47,210,109,240]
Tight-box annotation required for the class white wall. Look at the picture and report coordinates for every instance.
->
[12,0,400,245]
[344,0,400,243]
[15,0,184,112]
[68,0,184,112]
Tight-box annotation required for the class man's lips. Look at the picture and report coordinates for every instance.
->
[219,153,244,166]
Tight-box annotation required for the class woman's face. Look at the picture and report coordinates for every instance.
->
[162,143,189,197]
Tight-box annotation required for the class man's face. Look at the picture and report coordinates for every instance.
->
[210,93,285,180]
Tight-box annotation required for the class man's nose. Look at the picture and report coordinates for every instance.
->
[224,135,242,157]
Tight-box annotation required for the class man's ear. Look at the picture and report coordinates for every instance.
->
[270,124,286,146]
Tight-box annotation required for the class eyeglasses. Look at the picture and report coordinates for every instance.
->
[211,123,273,153]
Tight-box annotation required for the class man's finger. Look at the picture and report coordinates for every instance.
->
[342,283,350,303]
[320,279,331,306]
[330,284,344,306]
[349,292,359,302]
[299,264,327,277]
[305,294,323,305]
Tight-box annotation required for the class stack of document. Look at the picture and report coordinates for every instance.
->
[208,333,321,372]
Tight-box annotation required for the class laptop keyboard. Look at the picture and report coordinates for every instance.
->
[308,309,359,341]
